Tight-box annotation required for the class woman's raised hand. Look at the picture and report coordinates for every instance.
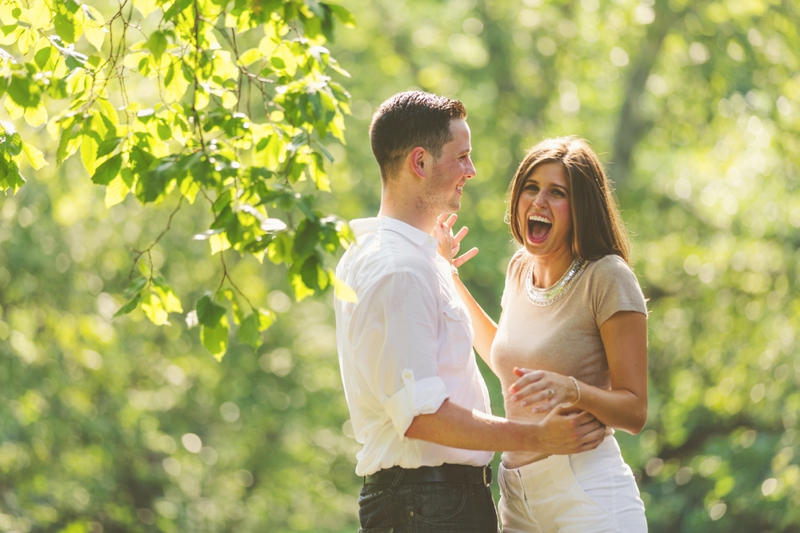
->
[509,367,580,413]
[435,213,479,267]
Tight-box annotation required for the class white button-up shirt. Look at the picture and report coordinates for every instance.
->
[335,217,493,476]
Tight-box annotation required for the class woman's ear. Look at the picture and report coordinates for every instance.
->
[409,146,428,179]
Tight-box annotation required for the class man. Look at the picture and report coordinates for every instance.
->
[334,91,604,533]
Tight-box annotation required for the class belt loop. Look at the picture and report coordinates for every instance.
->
[387,468,406,497]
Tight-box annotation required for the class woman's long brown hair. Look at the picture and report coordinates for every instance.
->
[506,136,631,265]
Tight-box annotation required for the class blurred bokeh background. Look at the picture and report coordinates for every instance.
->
[1,0,799,532]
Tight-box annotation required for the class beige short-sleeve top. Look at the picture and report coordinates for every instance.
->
[492,250,648,466]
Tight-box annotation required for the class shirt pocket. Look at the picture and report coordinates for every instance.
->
[440,300,472,368]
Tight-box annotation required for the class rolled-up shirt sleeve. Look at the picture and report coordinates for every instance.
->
[350,269,449,437]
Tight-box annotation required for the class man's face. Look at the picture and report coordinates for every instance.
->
[426,118,476,213]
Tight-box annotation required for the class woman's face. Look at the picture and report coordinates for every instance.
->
[515,162,573,257]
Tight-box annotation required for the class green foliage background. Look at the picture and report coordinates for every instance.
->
[2,0,800,532]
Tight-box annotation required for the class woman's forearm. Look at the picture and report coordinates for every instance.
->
[510,311,648,434]
[566,382,647,435]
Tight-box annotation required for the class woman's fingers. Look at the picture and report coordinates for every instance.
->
[518,388,557,408]
[453,225,469,244]
[453,247,478,267]
[509,368,543,392]
[509,383,540,403]
[508,370,575,412]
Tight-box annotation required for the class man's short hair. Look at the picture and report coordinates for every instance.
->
[369,91,467,181]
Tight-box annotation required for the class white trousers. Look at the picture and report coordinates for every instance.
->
[498,437,647,533]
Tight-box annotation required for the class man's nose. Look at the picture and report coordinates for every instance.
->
[465,158,476,179]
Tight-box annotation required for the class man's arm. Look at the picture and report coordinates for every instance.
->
[405,399,605,455]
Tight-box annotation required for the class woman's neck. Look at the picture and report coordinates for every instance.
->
[531,248,576,288]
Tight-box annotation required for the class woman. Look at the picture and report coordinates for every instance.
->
[436,136,648,532]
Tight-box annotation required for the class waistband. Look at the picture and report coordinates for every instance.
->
[365,463,492,487]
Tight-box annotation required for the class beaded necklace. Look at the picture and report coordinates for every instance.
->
[524,258,588,306]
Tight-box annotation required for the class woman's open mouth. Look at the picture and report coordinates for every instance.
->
[527,214,552,244]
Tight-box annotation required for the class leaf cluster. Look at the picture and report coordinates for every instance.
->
[0,0,356,359]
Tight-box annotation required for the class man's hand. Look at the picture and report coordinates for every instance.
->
[529,408,606,455]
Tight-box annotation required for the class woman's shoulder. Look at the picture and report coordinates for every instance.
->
[586,254,635,278]
[583,255,643,293]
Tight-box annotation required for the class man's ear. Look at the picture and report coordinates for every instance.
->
[409,146,428,179]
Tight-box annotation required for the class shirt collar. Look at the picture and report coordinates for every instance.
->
[350,217,438,256]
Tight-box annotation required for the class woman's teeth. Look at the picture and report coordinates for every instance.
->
[527,214,552,241]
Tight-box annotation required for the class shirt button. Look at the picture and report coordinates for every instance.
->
[402,370,413,380]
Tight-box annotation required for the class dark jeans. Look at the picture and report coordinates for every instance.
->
[358,474,499,533]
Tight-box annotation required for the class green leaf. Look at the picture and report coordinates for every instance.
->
[0,162,25,193]
[82,5,105,50]
[80,129,99,174]
[237,313,261,349]
[124,277,148,299]
[288,258,315,302]
[141,291,169,325]
[7,76,39,108]
[54,3,77,43]
[56,118,78,164]
[23,104,48,128]
[292,218,320,258]
[152,277,183,314]
[136,156,176,204]
[162,0,192,21]
[96,136,122,159]
[134,0,159,18]
[201,315,229,361]
[146,30,167,62]
[209,232,231,255]
[6,132,23,156]
[21,141,47,170]
[113,293,141,318]
[92,153,122,185]
[237,47,262,67]
[255,308,275,331]
[327,4,356,27]
[196,295,226,327]
[104,174,130,208]
[34,46,52,69]
[300,253,329,291]
[266,231,292,264]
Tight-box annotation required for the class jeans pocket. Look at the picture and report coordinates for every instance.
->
[359,486,395,529]
[413,483,468,523]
